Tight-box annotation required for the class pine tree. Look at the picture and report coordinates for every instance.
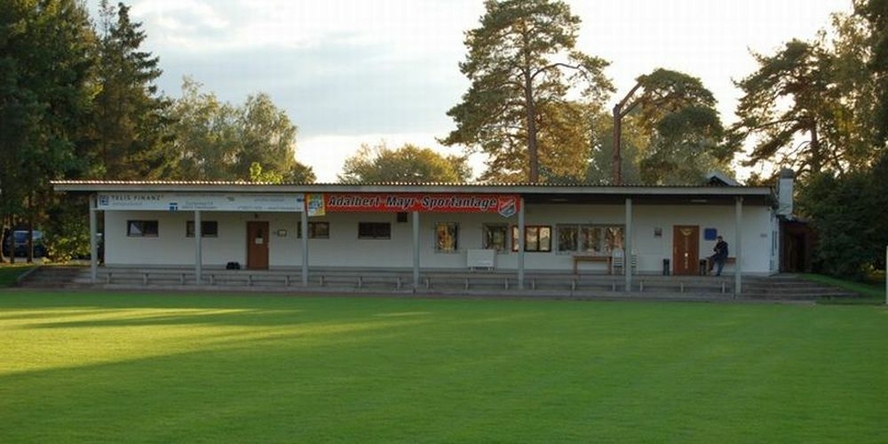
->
[442,0,611,182]
[92,1,171,180]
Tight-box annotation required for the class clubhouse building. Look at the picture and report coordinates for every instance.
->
[53,172,795,294]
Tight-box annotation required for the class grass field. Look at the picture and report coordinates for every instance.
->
[1,291,886,443]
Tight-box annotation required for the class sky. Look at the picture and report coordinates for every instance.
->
[114,0,853,182]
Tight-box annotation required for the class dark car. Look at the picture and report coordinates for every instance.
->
[3,230,46,258]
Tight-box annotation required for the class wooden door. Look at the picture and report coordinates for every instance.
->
[672,225,699,275]
[247,221,269,270]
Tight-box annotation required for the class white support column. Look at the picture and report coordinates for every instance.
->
[735,197,743,296]
[413,211,420,288]
[518,198,525,290]
[625,198,633,292]
[89,194,98,284]
[194,210,202,284]
[301,209,309,286]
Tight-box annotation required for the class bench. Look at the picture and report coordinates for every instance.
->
[104,270,191,285]
[572,255,611,274]
[422,272,513,291]
[703,257,736,275]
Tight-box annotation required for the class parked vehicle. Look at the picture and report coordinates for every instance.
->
[2,230,46,258]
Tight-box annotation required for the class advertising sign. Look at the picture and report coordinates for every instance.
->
[97,193,305,212]
[306,194,326,217]
[323,193,520,217]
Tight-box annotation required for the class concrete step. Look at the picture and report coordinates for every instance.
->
[741,275,859,299]
[16,266,91,288]
[15,267,865,301]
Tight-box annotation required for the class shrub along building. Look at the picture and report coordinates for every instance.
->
[53,173,794,295]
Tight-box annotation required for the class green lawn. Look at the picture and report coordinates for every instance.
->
[1,291,886,443]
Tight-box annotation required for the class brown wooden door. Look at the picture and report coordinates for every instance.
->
[247,221,269,270]
[672,225,700,275]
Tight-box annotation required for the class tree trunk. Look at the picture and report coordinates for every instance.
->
[809,118,821,174]
[524,69,540,183]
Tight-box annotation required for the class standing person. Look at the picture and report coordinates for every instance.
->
[708,235,729,276]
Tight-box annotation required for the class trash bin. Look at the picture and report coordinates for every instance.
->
[699,259,708,275]
[662,258,670,275]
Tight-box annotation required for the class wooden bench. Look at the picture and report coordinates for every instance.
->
[704,257,736,274]
[572,255,612,274]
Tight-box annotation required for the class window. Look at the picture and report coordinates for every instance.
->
[557,225,578,252]
[556,224,624,254]
[186,221,218,237]
[435,222,459,252]
[127,220,158,237]
[297,222,330,239]
[512,225,552,252]
[482,224,508,252]
[358,222,391,239]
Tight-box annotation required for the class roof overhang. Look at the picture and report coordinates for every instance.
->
[51,181,776,207]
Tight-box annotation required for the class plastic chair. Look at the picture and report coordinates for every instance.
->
[611,248,624,274]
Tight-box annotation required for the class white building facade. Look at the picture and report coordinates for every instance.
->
[53,181,780,293]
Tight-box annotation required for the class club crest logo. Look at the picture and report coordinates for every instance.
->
[497,197,518,218]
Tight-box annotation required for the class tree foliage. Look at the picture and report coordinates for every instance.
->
[339,143,471,183]
[586,112,646,184]
[727,4,887,279]
[634,69,729,184]
[167,78,315,183]
[729,16,881,179]
[442,0,612,182]
[0,0,96,261]
[729,40,835,176]
[1,2,316,261]
[797,153,888,278]
[859,0,888,144]
[604,69,729,185]
[90,0,171,180]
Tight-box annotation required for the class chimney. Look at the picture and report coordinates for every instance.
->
[776,168,794,217]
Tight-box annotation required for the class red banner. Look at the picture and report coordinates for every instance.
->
[322,193,520,216]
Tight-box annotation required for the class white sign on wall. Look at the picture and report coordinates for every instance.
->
[97,193,305,212]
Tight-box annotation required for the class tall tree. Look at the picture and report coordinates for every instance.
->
[0,0,96,261]
[859,0,888,144]
[167,78,239,180]
[91,0,171,180]
[232,93,306,182]
[441,0,611,182]
[167,78,315,183]
[731,5,885,179]
[608,69,730,184]
[729,40,843,177]
[640,106,726,185]
[819,9,882,169]
[339,143,471,183]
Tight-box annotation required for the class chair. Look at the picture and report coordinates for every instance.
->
[611,248,624,275]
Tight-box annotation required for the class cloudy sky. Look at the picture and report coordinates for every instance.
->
[114,0,851,182]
